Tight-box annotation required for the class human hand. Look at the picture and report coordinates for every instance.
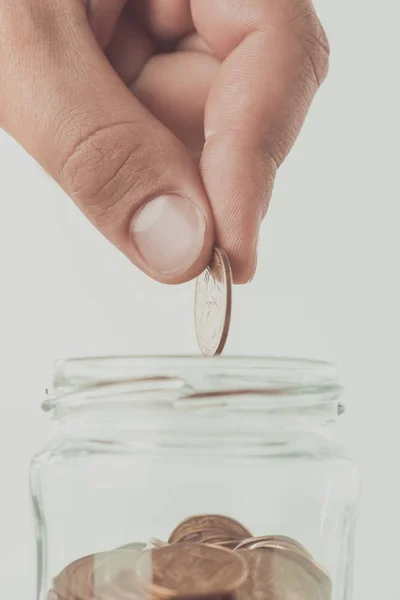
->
[0,0,329,283]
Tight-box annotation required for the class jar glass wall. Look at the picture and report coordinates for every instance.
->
[30,356,360,600]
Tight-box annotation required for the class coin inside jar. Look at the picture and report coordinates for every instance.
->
[168,514,252,545]
[235,535,313,557]
[53,547,146,600]
[194,247,232,356]
[236,548,331,600]
[135,542,249,598]
[53,555,95,600]
[49,515,333,600]
[235,536,331,595]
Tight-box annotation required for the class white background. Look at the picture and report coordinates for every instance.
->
[0,0,398,598]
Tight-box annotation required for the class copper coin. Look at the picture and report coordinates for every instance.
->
[53,555,94,600]
[53,547,146,600]
[194,247,232,356]
[236,548,331,600]
[136,543,248,599]
[168,515,252,545]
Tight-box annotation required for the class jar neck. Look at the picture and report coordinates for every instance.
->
[43,356,343,435]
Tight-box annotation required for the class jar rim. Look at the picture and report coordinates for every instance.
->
[43,355,343,419]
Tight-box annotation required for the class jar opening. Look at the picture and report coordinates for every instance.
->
[43,356,343,424]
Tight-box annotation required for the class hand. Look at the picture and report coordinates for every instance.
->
[0,0,329,284]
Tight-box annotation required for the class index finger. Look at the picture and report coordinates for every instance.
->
[192,0,329,282]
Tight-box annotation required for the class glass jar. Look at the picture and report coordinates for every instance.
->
[30,356,360,600]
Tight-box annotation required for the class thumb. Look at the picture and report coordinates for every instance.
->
[0,0,214,283]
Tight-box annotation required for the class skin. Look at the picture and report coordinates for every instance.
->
[0,0,329,284]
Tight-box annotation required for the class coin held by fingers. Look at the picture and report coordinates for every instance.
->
[195,247,233,356]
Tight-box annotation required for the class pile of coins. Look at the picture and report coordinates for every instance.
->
[49,514,332,600]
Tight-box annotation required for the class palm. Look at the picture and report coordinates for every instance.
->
[96,1,219,159]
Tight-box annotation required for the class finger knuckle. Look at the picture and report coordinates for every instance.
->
[0,1,67,52]
[60,122,159,226]
[290,5,330,87]
[303,23,330,87]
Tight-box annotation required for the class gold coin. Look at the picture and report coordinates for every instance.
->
[194,247,232,356]
[136,542,248,598]
[168,514,252,545]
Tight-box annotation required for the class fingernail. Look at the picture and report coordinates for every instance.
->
[130,194,206,275]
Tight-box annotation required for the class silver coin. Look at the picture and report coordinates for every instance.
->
[145,537,169,549]
[236,548,331,600]
[235,535,312,557]
[116,542,147,552]
[194,248,232,356]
